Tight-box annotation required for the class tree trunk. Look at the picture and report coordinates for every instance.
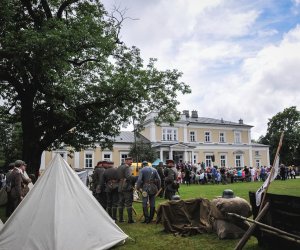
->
[22,140,43,177]
[20,91,43,177]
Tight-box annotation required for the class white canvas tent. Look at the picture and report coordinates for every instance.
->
[0,154,128,250]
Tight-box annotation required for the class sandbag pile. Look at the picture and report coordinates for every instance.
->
[210,197,252,239]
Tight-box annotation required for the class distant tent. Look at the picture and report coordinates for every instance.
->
[152,159,162,167]
[0,154,128,250]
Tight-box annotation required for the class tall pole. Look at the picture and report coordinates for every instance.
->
[258,131,284,213]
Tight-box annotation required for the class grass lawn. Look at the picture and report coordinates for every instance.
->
[0,179,299,249]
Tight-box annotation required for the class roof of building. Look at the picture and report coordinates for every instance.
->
[113,131,150,143]
[187,116,253,127]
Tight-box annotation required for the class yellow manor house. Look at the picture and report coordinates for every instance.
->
[41,111,270,170]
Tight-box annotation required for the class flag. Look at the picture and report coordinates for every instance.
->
[255,155,280,206]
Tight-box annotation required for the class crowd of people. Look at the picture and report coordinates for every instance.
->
[168,163,298,185]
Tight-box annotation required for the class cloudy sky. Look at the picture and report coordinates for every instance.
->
[102,0,300,140]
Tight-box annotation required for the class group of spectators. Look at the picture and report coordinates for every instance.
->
[166,163,298,185]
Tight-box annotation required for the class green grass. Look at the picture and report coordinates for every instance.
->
[1,179,299,249]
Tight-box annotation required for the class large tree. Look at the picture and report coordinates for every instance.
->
[0,0,191,174]
[259,106,300,166]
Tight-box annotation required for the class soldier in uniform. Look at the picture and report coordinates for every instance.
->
[136,161,161,223]
[92,161,107,210]
[156,161,165,198]
[117,157,136,223]
[164,159,178,200]
[103,161,119,221]
[9,160,27,213]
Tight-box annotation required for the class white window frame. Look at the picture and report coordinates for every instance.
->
[255,159,260,167]
[190,131,196,142]
[193,154,197,164]
[84,151,94,169]
[220,154,227,168]
[205,154,213,167]
[120,152,129,165]
[219,132,226,143]
[234,131,242,144]
[102,152,112,161]
[235,155,243,168]
[204,131,211,143]
[162,127,178,141]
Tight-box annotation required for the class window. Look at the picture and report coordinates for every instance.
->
[120,153,128,164]
[255,159,260,167]
[205,131,211,142]
[205,155,213,167]
[85,153,93,168]
[193,155,197,164]
[190,131,196,142]
[235,155,242,168]
[162,128,177,141]
[103,153,112,161]
[220,155,226,167]
[255,151,259,156]
[234,131,241,144]
[219,132,225,143]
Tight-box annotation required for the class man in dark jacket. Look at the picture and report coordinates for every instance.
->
[92,161,107,209]
[137,161,161,223]
[157,162,165,198]
[164,159,178,200]
[103,161,119,221]
[117,157,136,223]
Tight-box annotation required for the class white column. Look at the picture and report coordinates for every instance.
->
[169,147,173,160]
[74,152,80,169]
[249,146,253,167]
[184,150,188,163]
[160,148,163,161]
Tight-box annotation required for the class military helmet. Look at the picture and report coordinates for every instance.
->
[171,195,180,200]
[222,189,235,199]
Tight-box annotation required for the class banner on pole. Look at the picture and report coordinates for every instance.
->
[255,156,279,206]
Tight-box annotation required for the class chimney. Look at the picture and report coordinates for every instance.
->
[239,118,243,124]
[183,110,189,118]
[191,110,198,118]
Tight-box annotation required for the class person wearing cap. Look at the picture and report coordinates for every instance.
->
[164,159,179,200]
[92,161,107,210]
[117,157,136,223]
[136,161,161,223]
[103,161,119,221]
[9,160,27,213]
[157,162,165,198]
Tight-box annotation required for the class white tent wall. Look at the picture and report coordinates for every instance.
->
[0,154,127,250]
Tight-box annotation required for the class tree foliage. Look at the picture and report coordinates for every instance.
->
[129,139,157,163]
[259,106,300,166]
[0,0,191,173]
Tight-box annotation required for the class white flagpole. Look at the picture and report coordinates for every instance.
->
[258,131,284,213]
